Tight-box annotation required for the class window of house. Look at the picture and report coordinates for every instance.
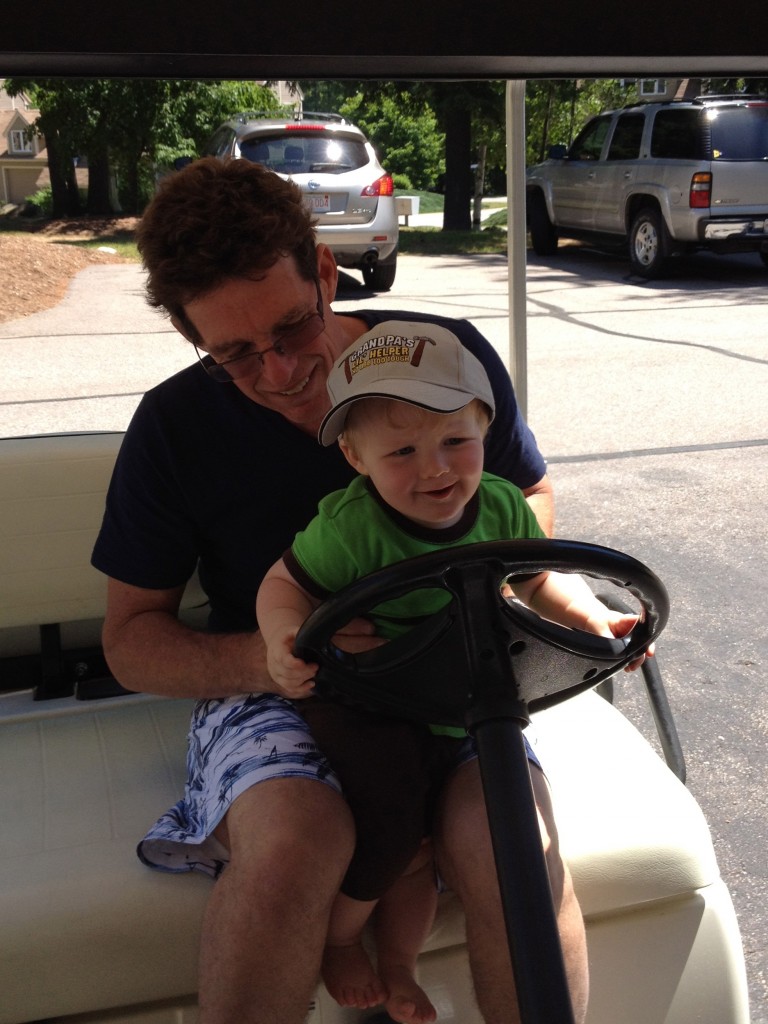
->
[9,129,33,154]
[640,80,667,96]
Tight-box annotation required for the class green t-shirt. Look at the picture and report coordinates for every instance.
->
[286,471,544,734]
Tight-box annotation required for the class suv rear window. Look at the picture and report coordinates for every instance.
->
[238,132,369,174]
[651,109,705,160]
[706,104,768,160]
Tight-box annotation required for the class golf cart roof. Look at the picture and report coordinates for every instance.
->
[1,0,766,78]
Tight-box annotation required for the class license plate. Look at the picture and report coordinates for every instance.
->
[305,194,331,212]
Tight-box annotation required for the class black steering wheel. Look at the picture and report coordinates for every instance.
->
[294,539,669,1024]
[294,538,669,732]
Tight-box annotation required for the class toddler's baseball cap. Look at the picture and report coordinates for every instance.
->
[319,320,496,446]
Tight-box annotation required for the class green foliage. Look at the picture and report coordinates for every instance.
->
[703,77,768,95]
[482,206,507,229]
[23,185,54,217]
[398,226,508,255]
[524,79,637,165]
[72,236,140,259]
[339,90,445,191]
[301,82,445,190]
[298,81,352,116]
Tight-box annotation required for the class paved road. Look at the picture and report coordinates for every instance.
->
[1,242,766,1018]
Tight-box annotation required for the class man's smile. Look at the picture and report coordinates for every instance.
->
[279,375,311,397]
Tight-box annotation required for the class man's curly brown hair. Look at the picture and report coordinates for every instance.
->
[137,157,318,334]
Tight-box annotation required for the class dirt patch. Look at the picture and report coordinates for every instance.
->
[0,217,138,325]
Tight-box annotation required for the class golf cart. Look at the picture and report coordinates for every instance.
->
[0,438,750,1024]
[0,4,758,1022]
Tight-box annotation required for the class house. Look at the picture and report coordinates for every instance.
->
[623,78,705,101]
[0,82,48,206]
[261,80,304,109]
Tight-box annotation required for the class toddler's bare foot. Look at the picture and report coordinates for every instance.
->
[381,964,437,1024]
[321,942,387,1009]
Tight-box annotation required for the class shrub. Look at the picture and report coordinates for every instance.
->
[23,186,54,218]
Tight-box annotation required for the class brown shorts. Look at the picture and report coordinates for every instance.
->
[301,697,476,901]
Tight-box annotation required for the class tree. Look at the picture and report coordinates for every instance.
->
[6,78,282,216]
[301,82,444,190]
[424,82,505,230]
[703,76,768,95]
[6,78,85,216]
[524,79,637,167]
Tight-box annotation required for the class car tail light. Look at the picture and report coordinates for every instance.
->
[361,175,394,197]
[689,172,712,209]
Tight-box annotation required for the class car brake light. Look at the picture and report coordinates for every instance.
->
[361,175,394,197]
[690,172,712,209]
[285,124,326,131]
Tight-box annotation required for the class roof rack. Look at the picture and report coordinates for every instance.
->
[695,93,765,102]
[621,97,704,109]
[294,111,349,124]
[231,110,282,123]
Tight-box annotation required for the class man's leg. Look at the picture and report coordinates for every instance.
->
[198,777,355,1024]
[433,760,588,1024]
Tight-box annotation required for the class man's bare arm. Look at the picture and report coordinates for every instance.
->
[102,576,382,700]
[102,577,270,699]
[521,472,555,538]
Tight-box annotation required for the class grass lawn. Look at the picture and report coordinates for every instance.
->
[395,189,509,254]
[2,190,512,260]
[398,227,508,255]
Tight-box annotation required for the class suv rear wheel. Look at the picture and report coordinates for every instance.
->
[528,192,559,256]
[629,207,671,278]
[362,247,398,291]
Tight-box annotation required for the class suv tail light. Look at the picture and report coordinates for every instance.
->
[361,175,394,197]
[689,172,712,209]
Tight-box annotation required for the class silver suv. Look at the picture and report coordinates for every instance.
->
[526,95,768,277]
[204,112,399,291]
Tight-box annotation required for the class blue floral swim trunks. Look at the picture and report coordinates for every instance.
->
[137,692,541,879]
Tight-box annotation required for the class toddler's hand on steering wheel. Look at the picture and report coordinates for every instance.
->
[605,612,655,672]
[267,628,318,699]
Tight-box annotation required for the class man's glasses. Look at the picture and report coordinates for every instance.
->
[195,279,325,383]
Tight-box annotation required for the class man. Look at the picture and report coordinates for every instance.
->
[92,157,585,1024]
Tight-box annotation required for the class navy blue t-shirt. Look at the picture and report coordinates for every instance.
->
[91,310,546,632]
